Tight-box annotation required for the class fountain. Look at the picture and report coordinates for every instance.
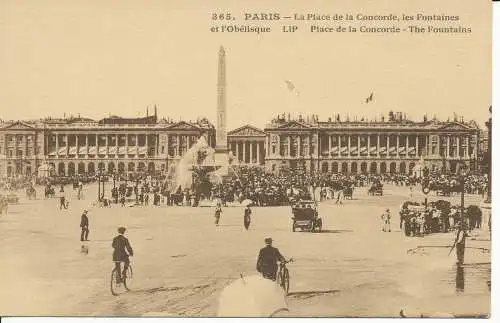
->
[165,135,237,195]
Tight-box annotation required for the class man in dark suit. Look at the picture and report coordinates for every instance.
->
[80,209,89,241]
[112,227,134,283]
[256,238,286,281]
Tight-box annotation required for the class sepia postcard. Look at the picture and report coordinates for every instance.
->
[0,0,494,320]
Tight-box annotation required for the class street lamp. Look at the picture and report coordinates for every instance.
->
[459,165,467,228]
[97,169,101,202]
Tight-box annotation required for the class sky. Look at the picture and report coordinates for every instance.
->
[0,0,492,130]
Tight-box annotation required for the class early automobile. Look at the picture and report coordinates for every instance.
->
[291,200,323,232]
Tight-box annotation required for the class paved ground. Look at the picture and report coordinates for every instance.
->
[0,183,491,317]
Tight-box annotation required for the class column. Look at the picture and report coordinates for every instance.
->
[446,135,450,158]
[396,135,400,157]
[367,135,371,156]
[86,135,89,157]
[347,135,351,157]
[377,134,380,157]
[242,140,247,163]
[96,133,99,155]
[66,134,69,156]
[386,135,390,156]
[465,136,469,158]
[105,134,109,156]
[256,142,261,165]
[56,133,59,156]
[176,135,180,156]
[236,141,240,161]
[425,136,429,156]
[165,134,169,157]
[249,141,254,163]
[76,135,79,157]
[187,135,191,150]
[456,136,460,158]
[357,135,361,157]
[287,136,291,157]
[405,135,409,157]
[328,135,332,157]
[415,135,419,157]
[338,134,341,157]
[136,134,139,157]
[437,135,440,156]
[297,136,301,157]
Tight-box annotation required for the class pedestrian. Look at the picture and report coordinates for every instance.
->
[244,205,252,230]
[80,209,89,241]
[452,223,468,265]
[59,185,67,210]
[214,202,222,226]
[381,208,391,232]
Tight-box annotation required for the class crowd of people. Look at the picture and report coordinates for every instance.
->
[0,166,490,211]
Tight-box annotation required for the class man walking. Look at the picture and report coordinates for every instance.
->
[80,209,89,241]
[381,208,391,232]
[59,185,67,209]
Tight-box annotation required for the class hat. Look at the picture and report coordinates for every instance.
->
[265,237,272,244]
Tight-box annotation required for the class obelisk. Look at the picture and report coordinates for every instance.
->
[214,45,229,175]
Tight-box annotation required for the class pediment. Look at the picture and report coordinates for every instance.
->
[167,121,200,130]
[276,121,312,130]
[228,125,265,137]
[438,122,472,131]
[1,121,36,131]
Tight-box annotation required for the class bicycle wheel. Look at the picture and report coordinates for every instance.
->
[123,265,133,291]
[110,268,121,296]
[282,268,290,294]
[276,269,283,288]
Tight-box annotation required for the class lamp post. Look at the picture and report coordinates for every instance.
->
[97,169,102,202]
[459,166,466,228]
[112,171,117,204]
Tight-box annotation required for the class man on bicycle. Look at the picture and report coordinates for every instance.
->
[112,227,134,283]
[256,237,285,281]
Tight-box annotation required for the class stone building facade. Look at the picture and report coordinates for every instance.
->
[0,112,482,177]
[0,116,215,177]
[264,114,480,175]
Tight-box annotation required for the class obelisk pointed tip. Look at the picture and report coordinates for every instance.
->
[219,45,225,55]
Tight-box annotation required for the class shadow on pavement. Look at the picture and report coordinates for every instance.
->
[316,230,353,234]
[288,289,340,300]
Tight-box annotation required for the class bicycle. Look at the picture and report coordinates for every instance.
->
[110,261,133,296]
[277,258,294,294]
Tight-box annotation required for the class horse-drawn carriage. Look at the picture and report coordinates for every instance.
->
[291,200,323,232]
[343,186,354,199]
[44,186,56,198]
[26,186,36,200]
[368,182,383,196]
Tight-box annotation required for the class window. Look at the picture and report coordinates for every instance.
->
[17,150,23,157]
[161,146,165,154]
[8,150,13,157]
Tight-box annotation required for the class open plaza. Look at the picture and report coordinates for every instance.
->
[0,181,490,317]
